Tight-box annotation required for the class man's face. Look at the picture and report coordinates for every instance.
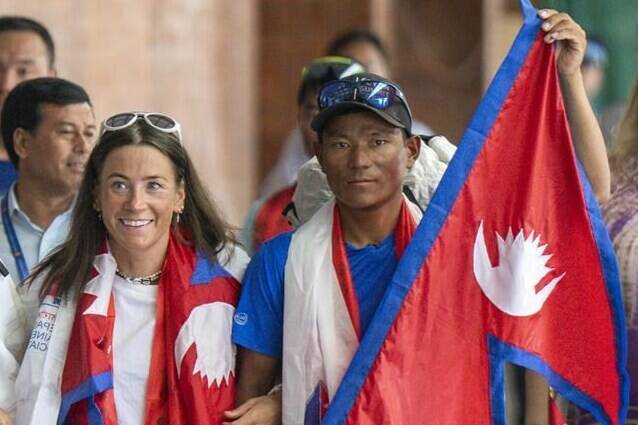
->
[0,30,53,112]
[336,41,391,78]
[298,89,320,157]
[316,111,419,214]
[16,102,97,194]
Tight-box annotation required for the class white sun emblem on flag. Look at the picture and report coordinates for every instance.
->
[174,302,236,387]
[473,221,565,316]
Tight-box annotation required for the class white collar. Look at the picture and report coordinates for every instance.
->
[6,183,76,232]
[6,183,21,215]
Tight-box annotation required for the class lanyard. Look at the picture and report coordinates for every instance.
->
[1,196,29,281]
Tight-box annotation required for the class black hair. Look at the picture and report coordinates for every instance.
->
[0,16,55,68]
[297,58,364,106]
[1,77,92,167]
[326,29,389,62]
[297,73,338,107]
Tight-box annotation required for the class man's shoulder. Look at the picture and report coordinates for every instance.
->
[239,232,293,298]
[251,231,294,266]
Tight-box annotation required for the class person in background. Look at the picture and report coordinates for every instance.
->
[327,28,432,137]
[580,73,638,424]
[581,36,608,103]
[240,56,364,254]
[326,28,391,78]
[0,112,250,424]
[0,78,95,284]
[259,29,433,199]
[0,16,57,196]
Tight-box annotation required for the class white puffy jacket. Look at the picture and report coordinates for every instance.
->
[0,261,26,418]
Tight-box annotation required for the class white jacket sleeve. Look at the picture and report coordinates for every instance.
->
[0,266,27,416]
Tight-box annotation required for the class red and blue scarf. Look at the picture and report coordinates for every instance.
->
[281,197,420,424]
[58,233,241,425]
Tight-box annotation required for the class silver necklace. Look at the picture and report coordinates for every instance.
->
[115,268,162,286]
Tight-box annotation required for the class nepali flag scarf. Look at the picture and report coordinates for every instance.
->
[318,1,629,424]
[282,198,420,424]
[58,233,242,425]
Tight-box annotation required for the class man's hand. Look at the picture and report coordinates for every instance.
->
[222,392,282,425]
[538,9,586,77]
[0,408,13,425]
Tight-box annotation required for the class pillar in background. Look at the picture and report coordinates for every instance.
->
[394,0,483,144]
[257,0,372,183]
[482,0,523,90]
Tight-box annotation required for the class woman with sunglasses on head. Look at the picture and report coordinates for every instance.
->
[0,112,252,425]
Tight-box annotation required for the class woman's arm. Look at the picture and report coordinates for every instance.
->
[540,9,611,203]
[0,272,26,422]
[0,409,14,425]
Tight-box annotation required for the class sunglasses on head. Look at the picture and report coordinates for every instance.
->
[101,112,182,143]
[318,78,411,115]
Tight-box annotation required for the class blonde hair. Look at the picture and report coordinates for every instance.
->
[610,73,638,166]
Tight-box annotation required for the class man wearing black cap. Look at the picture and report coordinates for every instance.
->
[228,10,610,423]
[227,72,420,423]
[228,72,423,425]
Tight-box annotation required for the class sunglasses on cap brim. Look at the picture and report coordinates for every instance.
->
[101,112,182,143]
[318,79,411,116]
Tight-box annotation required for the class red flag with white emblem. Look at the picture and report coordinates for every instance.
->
[319,1,629,424]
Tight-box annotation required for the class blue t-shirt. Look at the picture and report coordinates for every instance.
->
[232,230,398,358]
[0,160,17,198]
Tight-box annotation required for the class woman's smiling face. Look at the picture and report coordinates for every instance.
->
[95,144,185,261]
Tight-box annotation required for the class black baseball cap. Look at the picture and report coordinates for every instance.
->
[311,72,413,135]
